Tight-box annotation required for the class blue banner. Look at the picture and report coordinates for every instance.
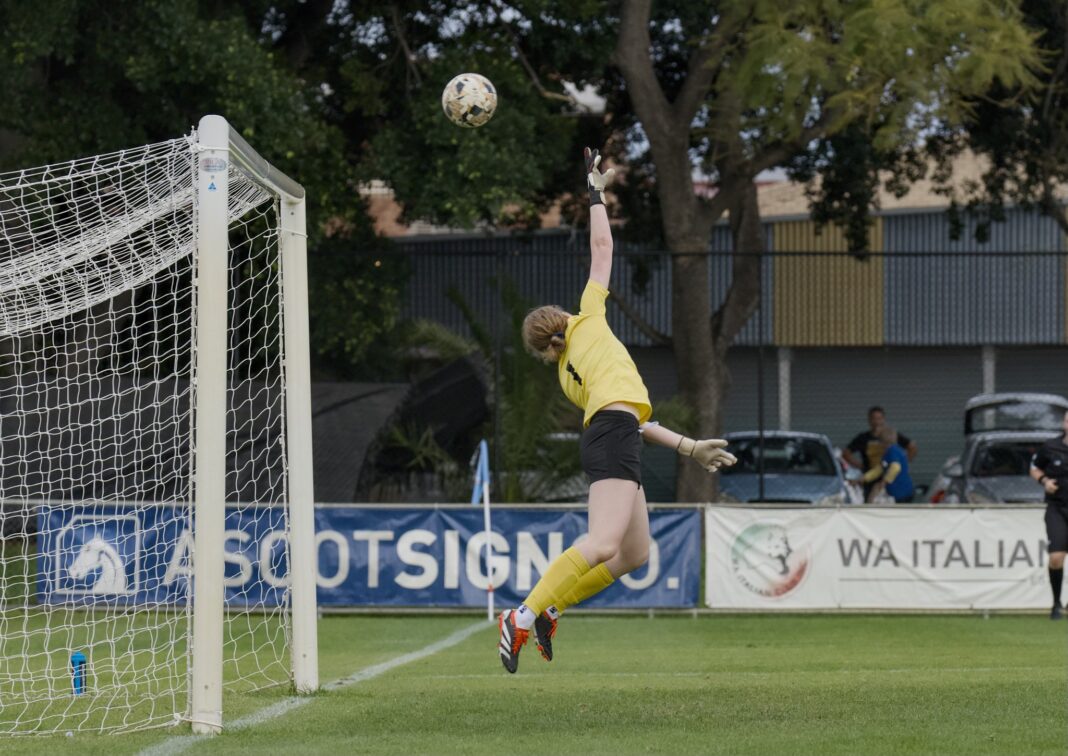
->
[37,506,700,608]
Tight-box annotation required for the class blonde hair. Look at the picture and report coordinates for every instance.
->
[877,425,899,446]
[522,305,569,363]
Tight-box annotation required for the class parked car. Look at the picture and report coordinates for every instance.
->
[964,392,1068,435]
[934,430,1057,504]
[718,431,850,504]
[929,392,1068,503]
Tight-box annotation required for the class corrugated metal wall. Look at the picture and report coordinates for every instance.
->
[789,347,984,487]
[390,215,1068,501]
[710,223,775,346]
[395,210,1068,349]
[994,347,1068,394]
[771,220,884,346]
[396,225,777,347]
[882,209,1065,345]
[608,253,672,347]
[637,343,1061,494]
[398,235,589,339]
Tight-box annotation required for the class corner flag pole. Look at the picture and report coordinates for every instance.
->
[470,439,494,621]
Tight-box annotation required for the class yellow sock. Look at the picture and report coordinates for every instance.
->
[556,563,614,613]
[522,547,591,616]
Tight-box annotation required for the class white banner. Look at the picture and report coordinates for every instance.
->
[705,506,1051,609]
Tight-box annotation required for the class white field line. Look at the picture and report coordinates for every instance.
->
[138,620,487,756]
[423,665,1049,680]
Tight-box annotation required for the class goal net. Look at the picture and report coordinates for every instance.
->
[0,117,316,735]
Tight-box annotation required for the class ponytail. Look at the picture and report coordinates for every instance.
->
[522,306,570,363]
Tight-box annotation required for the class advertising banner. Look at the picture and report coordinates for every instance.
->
[705,506,1050,609]
[37,505,701,609]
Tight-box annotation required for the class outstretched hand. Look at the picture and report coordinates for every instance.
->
[679,437,738,473]
[584,147,615,205]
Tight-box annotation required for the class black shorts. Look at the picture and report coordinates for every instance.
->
[580,410,642,486]
[1046,505,1068,553]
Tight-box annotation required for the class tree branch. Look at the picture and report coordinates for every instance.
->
[750,108,839,175]
[567,251,671,345]
[1039,180,1068,237]
[607,288,672,347]
[1041,16,1068,123]
[272,0,334,71]
[390,4,422,88]
[709,182,764,347]
[671,12,748,128]
[613,0,675,144]
[506,26,582,107]
[695,181,736,230]
[615,0,708,242]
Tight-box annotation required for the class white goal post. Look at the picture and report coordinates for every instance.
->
[192,116,318,733]
[0,115,318,736]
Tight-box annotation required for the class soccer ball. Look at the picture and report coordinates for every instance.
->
[441,73,498,128]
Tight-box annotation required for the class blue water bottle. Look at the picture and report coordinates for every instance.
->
[70,651,87,695]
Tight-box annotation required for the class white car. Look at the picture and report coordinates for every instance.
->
[935,431,1058,504]
[929,392,1068,503]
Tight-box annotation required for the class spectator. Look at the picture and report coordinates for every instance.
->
[843,406,918,500]
[863,426,915,503]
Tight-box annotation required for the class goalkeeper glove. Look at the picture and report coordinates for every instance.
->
[677,437,737,473]
[584,147,615,206]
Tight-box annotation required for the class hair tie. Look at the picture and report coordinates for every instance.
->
[552,331,564,340]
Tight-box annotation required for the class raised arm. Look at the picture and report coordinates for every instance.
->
[585,147,615,287]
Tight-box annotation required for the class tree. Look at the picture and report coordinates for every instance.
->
[323,1,1037,499]
[322,2,602,229]
[0,1,348,214]
[925,1,1068,239]
[607,0,1037,498]
[0,0,396,377]
[4,2,1036,497]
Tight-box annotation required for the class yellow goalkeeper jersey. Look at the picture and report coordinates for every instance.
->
[558,279,652,427]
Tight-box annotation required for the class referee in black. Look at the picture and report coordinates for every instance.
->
[1030,410,1068,619]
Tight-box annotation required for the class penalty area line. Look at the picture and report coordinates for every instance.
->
[138,620,488,756]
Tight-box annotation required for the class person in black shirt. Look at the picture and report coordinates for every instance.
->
[843,406,918,501]
[1030,410,1068,619]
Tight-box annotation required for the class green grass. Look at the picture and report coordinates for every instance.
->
[0,614,1064,755]
[1,538,290,737]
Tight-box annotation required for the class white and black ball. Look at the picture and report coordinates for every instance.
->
[441,73,498,128]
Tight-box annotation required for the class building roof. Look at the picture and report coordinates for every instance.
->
[364,151,1038,235]
[754,151,999,220]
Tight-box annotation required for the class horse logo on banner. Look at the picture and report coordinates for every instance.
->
[69,537,129,593]
[53,514,141,597]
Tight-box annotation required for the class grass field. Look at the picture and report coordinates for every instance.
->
[1,613,1065,756]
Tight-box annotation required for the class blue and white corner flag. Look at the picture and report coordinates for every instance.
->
[470,439,491,506]
[470,439,494,620]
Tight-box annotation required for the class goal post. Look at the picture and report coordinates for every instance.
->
[0,115,318,737]
[278,182,319,697]
[191,117,318,735]
[191,114,230,735]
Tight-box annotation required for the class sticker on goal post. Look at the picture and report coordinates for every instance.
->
[200,156,227,173]
[52,514,141,597]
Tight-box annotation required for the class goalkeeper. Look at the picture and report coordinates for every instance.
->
[497,146,737,673]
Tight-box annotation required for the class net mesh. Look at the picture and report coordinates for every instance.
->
[0,133,293,734]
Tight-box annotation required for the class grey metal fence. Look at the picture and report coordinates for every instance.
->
[382,234,1068,501]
